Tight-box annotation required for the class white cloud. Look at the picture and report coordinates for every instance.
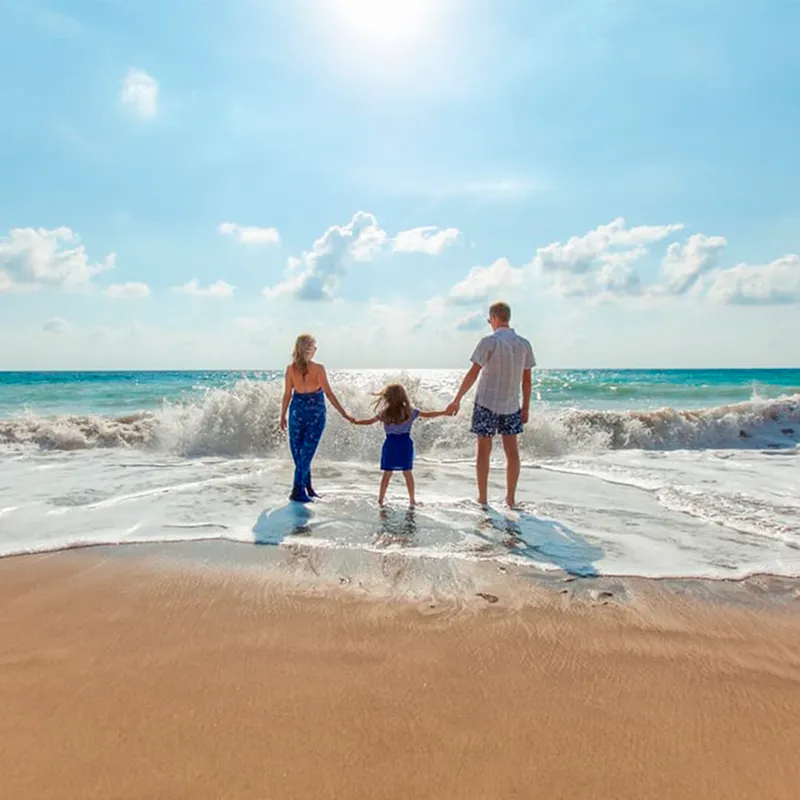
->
[659,233,727,294]
[120,68,158,120]
[532,217,683,297]
[218,222,280,245]
[175,279,235,298]
[705,254,800,306]
[0,227,115,292]
[264,211,388,301]
[107,282,150,298]
[447,258,525,305]
[42,317,70,334]
[393,226,460,255]
[455,311,486,332]
[533,218,683,276]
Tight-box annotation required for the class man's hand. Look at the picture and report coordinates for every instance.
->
[521,407,529,425]
[280,415,287,432]
[446,400,461,416]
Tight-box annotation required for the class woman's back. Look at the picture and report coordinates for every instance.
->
[288,362,324,394]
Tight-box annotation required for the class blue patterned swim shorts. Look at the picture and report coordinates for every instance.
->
[470,404,523,437]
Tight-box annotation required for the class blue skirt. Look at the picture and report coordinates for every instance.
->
[381,433,414,472]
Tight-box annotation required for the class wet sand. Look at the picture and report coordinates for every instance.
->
[1,551,800,800]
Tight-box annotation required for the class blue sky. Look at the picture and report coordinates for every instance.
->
[1,0,798,369]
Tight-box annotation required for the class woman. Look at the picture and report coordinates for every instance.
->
[280,334,352,503]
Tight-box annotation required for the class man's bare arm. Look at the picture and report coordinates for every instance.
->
[521,367,532,423]
[447,363,482,414]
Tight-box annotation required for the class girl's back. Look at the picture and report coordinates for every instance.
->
[382,409,419,436]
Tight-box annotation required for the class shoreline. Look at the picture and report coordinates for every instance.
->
[2,538,799,610]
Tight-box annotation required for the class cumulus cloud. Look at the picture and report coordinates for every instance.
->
[393,226,460,255]
[447,258,525,305]
[107,282,150,298]
[532,217,683,296]
[42,317,70,334]
[175,279,235,298]
[0,227,115,292]
[455,311,486,332]
[659,234,728,295]
[218,222,280,245]
[263,214,460,301]
[120,68,158,120]
[264,211,388,301]
[705,254,800,306]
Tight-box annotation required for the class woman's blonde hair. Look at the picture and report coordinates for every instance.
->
[373,383,412,425]
[291,334,316,376]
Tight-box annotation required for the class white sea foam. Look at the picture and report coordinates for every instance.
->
[0,378,798,581]
[1,379,798,456]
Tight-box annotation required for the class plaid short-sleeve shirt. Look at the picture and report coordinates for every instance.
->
[470,327,535,414]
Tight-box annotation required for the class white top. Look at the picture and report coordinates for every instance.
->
[470,327,536,414]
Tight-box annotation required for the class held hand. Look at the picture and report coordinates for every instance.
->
[446,400,460,416]
[280,415,287,432]
[521,407,529,425]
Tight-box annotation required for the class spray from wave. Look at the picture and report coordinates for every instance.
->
[0,379,798,456]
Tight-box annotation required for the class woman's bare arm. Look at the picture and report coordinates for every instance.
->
[280,367,292,430]
[319,365,353,421]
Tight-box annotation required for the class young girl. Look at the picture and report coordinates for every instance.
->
[353,383,447,506]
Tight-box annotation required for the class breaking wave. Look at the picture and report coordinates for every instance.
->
[0,379,798,457]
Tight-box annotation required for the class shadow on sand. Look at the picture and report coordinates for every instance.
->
[478,508,603,578]
[252,503,315,545]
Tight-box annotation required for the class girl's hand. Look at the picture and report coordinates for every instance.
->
[280,415,287,431]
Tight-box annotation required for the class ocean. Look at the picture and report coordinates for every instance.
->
[0,369,798,581]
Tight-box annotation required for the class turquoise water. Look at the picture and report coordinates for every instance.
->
[1,369,799,417]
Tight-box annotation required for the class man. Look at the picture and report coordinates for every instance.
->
[446,301,535,507]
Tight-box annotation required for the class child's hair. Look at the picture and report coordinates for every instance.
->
[373,383,413,425]
[291,334,316,376]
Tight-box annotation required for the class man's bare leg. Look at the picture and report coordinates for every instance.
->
[501,434,521,507]
[476,436,493,505]
[378,471,392,506]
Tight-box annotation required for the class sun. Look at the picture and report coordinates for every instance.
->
[328,0,436,49]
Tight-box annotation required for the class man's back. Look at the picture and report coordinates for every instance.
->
[471,327,535,414]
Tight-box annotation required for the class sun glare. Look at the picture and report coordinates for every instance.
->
[329,0,436,49]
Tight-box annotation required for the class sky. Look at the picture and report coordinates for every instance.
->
[1,0,799,370]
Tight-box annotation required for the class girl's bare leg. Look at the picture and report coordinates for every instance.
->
[403,471,416,506]
[378,472,392,506]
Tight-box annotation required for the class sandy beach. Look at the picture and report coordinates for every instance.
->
[1,550,799,800]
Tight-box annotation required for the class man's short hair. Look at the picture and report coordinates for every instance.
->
[489,302,511,323]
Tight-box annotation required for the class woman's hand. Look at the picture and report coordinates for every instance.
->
[280,415,287,431]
